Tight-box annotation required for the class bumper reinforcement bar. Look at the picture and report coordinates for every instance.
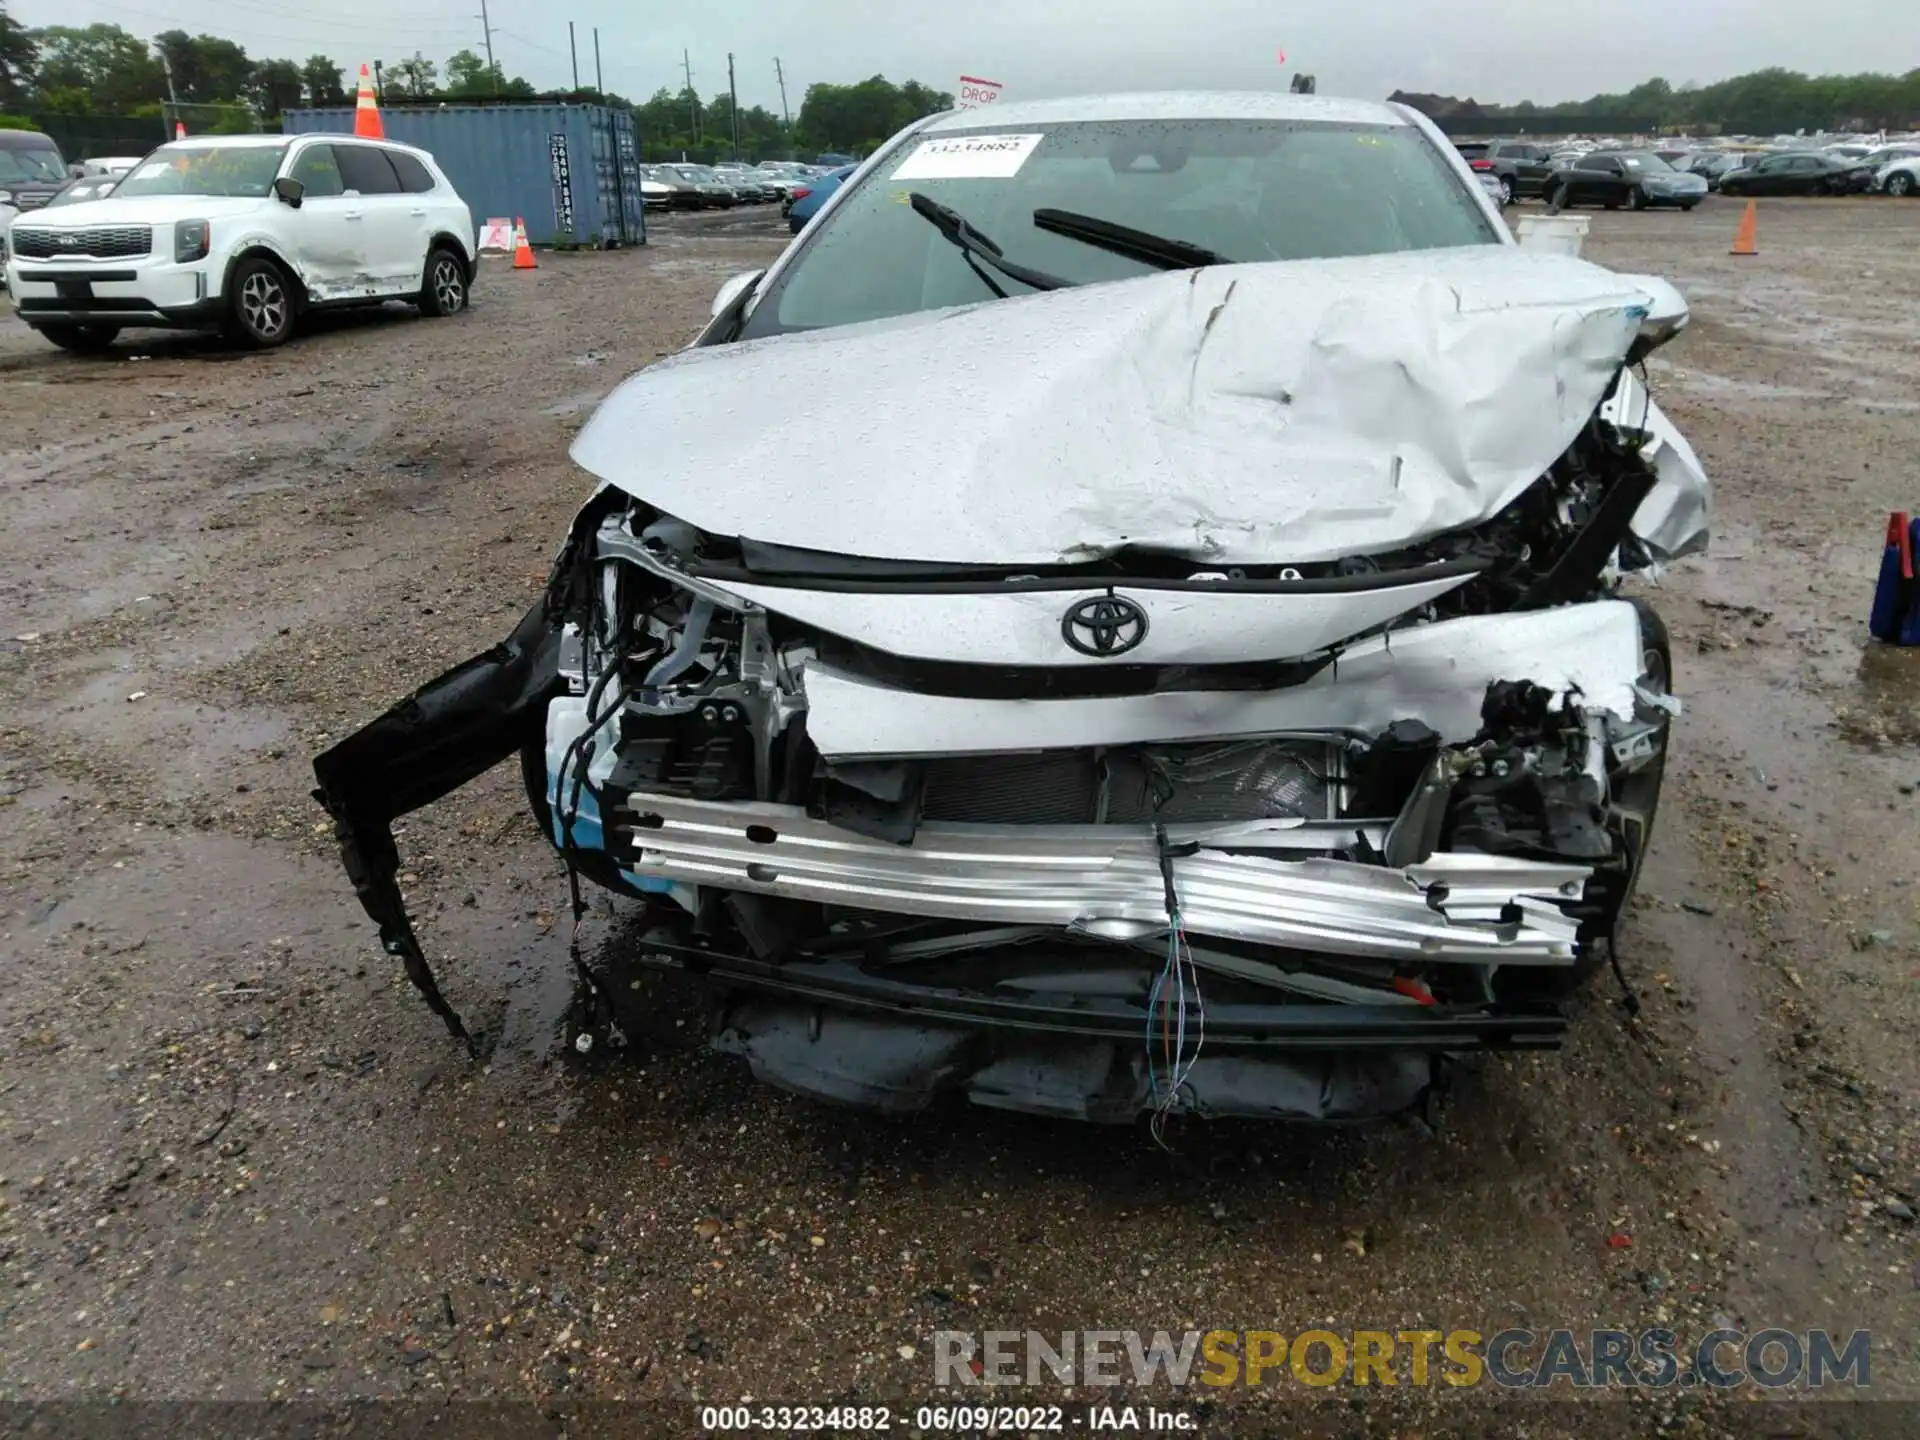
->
[615,793,1589,966]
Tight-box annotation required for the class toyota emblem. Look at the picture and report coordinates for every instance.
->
[1061,594,1149,657]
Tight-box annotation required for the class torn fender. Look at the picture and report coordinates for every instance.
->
[311,599,565,1042]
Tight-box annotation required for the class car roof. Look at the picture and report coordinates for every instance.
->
[165,132,430,158]
[164,134,291,148]
[919,91,1410,132]
[0,129,59,149]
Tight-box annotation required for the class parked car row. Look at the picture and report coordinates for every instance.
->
[1456,132,1920,209]
[640,160,849,213]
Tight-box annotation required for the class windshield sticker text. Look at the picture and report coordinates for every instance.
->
[891,133,1044,181]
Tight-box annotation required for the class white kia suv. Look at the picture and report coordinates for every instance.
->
[2,133,476,353]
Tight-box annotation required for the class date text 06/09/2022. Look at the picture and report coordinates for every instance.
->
[697,1404,1198,1431]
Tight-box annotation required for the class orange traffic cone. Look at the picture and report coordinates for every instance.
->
[354,64,384,139]
[1730,199,1758,257]
[511,218,537,270]
[174,120,187,140]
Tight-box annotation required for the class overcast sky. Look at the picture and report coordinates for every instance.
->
[10,0,1906,116]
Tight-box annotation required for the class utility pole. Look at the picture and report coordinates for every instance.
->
[373,59,384,101]
[774,57,790,127]
[592,27,603,94]
[569,21,579,91]
[683,49,699,143]
[727,52,739,159]
[477,0,497,91]
[158,46,179,137]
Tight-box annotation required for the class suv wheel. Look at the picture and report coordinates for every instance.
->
[38,323,121,354]
[226,257,296,348]
[419,248,469,317]
[1497,176,1514,206]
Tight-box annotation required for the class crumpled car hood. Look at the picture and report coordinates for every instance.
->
[572,245,1672,566]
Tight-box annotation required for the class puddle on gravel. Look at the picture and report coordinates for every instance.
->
[1835,643,1920,749]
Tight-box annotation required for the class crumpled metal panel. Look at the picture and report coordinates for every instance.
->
[571,246,1675,567]
[618,794,1587,965]
[1607,367,1712,562]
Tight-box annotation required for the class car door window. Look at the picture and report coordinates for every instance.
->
[332,143,418,287]
[387,151,436,193]
[335,144,402,196]
[289,143,345,197]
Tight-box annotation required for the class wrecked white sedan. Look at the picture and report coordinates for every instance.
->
[315,93,1709,1125]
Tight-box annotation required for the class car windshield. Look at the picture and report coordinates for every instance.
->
[745,116,1498,339]
[111,144,288,198]
[673,166,714,182]
[1616,152,1673,173]
[0,146,66,184]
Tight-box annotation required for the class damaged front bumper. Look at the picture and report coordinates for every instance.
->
[313,520,1664,1123]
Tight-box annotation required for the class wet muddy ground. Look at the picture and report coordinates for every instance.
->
[1,201,1916,1437]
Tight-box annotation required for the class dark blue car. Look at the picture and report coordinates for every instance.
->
[786,164,856,234]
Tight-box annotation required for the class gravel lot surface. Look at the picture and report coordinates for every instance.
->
[1,201,1916,1438]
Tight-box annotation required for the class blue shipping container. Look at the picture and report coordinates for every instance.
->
[281,103,645,248]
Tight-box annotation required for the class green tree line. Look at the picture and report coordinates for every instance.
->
[0,10,553,126]
[0,5,950,159]
[632,75,951,160]
[1393,67,1920,135]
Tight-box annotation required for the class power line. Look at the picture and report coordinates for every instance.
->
[207,0,466,33]
[494,28,568,62]
[58,0,464,55]
[198,0,471,38]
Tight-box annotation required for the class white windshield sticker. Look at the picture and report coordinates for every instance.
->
[891,133,1043,181]
[133,161,170,180]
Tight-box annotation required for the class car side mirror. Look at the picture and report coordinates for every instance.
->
[710,269,763,320]
[273,176,305,209]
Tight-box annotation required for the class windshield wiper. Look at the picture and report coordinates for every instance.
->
[1032,208,1233,271]
[907,192,1075,293]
